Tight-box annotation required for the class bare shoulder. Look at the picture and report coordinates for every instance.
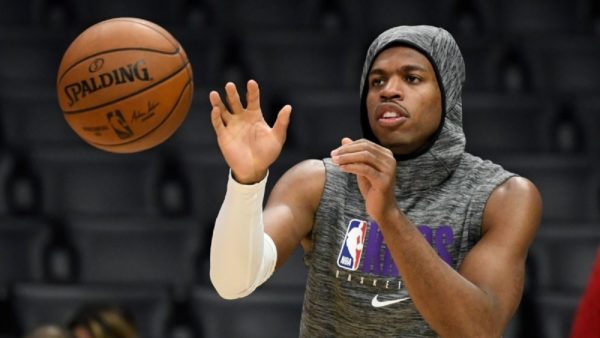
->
[281,159,326,182]
[267,159,326,210]
[491,176,542,203]
[460,176,543,329]
[264,159,326,259]
[482,176,543,244]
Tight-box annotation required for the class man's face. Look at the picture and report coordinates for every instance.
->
[365,46,442,155]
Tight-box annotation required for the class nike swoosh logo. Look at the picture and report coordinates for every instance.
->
[371,294,410,308]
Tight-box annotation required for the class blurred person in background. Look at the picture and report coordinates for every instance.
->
[25,325,72,338]
[67,304,138,338]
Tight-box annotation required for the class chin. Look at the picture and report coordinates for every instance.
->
[375,131,408,146]
[376,133,420,154]
[380,140,412,153]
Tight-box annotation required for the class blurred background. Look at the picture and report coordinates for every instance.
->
[0,0,598,337]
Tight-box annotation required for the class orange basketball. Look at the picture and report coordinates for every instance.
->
[56,17,193,153]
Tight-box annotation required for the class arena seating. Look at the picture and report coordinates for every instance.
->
[0,1,598,337]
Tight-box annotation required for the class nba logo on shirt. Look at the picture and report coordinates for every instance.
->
[337,219,368,271]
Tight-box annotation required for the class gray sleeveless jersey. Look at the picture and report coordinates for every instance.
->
[298,26,516,337]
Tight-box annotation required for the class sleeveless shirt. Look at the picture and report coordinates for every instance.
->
[299,25,516,337]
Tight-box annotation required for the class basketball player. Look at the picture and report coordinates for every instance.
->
[209,25,542,337]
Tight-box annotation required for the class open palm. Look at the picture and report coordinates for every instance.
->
[210,80,292,184]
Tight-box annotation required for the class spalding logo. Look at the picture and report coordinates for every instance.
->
[64,59,152,107]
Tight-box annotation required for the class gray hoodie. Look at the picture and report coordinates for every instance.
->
[300,25,515,337]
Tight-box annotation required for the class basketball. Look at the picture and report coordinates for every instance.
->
[56,17,193,153]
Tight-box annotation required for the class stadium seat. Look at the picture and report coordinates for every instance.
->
[162,87,219,150]
[13,283,171,338]
[521,36,600,94]
[529,224,600,293]
[286,89,362,158]
[65,215,202,298]
[0,215,52,334]
[534,291,581,338]
[305,0,363,33]
[491,154,599,222]
[154,154,194,217]
[0,151,41,216]
[242,30,362,95]
[446,0,498,37]
[177,152,228,224]
[25,145,162,217]
[588,1,600,35]
[221,0,312,31]
[457,36,538,94]
[191,286,304,338]
[44,0,176,28]
[462,92,555,155]
[0,29,72,91]
[360,0,452,39]
[0,217,50,287]
[573,94,600,155]
[526,224,600,338]
[0,1,32,27]
[0,87,80,149]
[172,33,225,89]
[455,36,507,92]
[170,0,227,30]
[494,0,586,36]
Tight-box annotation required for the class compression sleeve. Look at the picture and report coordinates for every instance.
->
[209,171,277,299]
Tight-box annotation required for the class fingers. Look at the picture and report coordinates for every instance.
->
[334,150,386,173]
[336,162,380,178]
[212,80,260,116]
[225,82,244,114]
[341,137,353,146]
[209,90,226,111]
[210,106,225,134]
[246,79,261,111]
[209,91,232,125]
[331,139,394,172]
[332,139,391,159]
[272,104,292,143]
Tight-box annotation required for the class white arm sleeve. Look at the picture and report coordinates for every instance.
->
[209,171,277,299]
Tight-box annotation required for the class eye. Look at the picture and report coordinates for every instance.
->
[405,75,421,84]
[370,78,385,87]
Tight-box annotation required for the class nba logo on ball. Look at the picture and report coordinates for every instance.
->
[56,17,193,153]
[337,219,368,271]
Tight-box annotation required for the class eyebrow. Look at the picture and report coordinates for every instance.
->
[369,64,429,76]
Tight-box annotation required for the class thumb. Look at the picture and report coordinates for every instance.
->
[273,104,292,142]
[341,137,353,145]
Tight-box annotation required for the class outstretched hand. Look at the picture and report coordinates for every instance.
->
[331,138,398,222]
[210,80,292,184]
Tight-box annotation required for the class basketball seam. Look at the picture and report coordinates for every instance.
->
[58,17,183,84]
[57,47,181,84]
[114,18,181,52]
[112,18,193,88]
[90,70,193,148]
[63,60,190,115]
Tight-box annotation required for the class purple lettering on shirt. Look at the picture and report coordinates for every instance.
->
[436,225,454,266]
[363,221,384,275]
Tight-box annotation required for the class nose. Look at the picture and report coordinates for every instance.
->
[379,76,403,100]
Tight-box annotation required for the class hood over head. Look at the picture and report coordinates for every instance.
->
[359,25,467,189]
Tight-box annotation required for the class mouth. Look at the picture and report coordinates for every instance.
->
[375,103,409,127]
